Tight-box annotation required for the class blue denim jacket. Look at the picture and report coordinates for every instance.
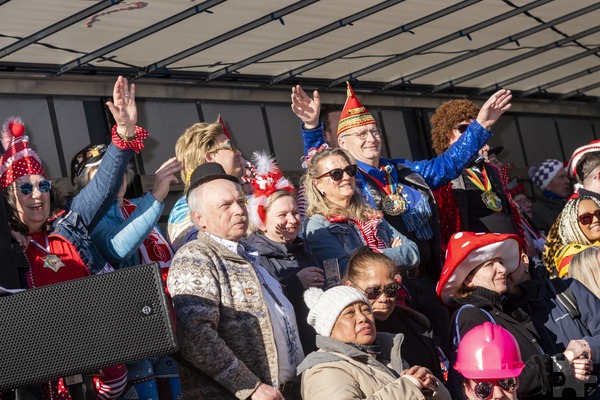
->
[50,143,134,275]
[303,213,420,276]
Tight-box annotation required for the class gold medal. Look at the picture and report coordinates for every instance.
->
[481,191,503,212]
[466,167,503,213]
[382,193,407,216]
[42,254,65,272]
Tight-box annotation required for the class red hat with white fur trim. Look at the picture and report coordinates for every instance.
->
[436,232,521,306]
[0,117,45,190]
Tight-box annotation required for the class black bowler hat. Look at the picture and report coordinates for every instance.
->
[187,162,239,200]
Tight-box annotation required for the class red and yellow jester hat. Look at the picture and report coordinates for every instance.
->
[337,82,377,136]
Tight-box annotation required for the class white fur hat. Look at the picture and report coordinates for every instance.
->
[304,286,370,337]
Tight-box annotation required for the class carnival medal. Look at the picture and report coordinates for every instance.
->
[374,164,408,216]
[466,167,502,212]
[42,254,65,272]
[382,189,407,216]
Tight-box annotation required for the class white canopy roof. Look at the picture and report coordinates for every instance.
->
[1,0,600,101]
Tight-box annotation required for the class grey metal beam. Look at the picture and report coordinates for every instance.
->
[521,65,600,97]
[57,0,226,76]
[433,25,600,93]
[478,46,600,95]
[136,0,320,79]
[268,0,479,86]
[384,0,594,90]
[560,81,600,100]
[206,0,404,83]
[328,0,546,88]
[0,0,122,59]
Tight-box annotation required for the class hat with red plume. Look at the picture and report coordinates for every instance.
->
[337,81,377,136]
[0,117,45,190]
[217,114,231,139]
[247,151,294,229]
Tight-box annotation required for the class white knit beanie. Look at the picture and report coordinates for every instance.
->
[304,286,371,337]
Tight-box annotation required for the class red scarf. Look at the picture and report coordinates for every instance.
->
[327,215,386,250]
[120,199,174,284]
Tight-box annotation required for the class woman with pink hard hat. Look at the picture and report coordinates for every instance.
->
[455,322,524,400]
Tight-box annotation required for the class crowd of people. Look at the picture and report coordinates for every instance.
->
[2,75,600,400]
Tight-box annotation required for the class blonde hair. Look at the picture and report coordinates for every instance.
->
[301,147,380,221]
[175,122,224,193]
[248,189,296,233]
[570,246,600,298]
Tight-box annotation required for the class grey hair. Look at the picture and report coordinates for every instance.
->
[187,184,205,219]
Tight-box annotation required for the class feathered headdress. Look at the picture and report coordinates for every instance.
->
[247,151,294,229]
[0,116,45,190]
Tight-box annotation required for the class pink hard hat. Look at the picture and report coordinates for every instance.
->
[454,322,525,380]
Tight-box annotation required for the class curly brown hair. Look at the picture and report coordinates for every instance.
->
[430,99,480,155]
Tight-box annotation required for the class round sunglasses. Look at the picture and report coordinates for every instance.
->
[467,377,518,399]
[578,209,600,226]
[316,164,358,181]
[18,180,51,195]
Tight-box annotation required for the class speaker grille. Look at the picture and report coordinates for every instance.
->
[0,263,177,390]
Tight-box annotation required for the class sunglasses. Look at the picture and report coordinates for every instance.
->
[316,164,358,181]
[467,378,518,399]
[210,142,237,153]
[18,180,51,195]
[352,281,401,300]
[453,124,470,134]
[578,209,600,226]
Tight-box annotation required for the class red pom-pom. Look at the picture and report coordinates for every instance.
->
[11,123,24,137]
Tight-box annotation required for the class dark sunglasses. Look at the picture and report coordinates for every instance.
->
[352,282,401,300]
[469,377,518,399]
[578,209,600,226]
[453,124,470,134]
[316,164,358,181]
[19,180,51,195]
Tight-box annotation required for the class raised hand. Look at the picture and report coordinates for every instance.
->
[476,89,512,130]
[291,84,321,129]
[106,76,137,137]
[152,157,184,202]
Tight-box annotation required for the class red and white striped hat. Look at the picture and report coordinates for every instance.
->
[0,117,45,190]
[566,139,600,182]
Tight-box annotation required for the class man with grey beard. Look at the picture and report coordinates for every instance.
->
[167,162,304,400]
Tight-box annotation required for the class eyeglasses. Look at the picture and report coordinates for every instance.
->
[210,142,237,153]
[352,281,401,300]
[467,378,518,399]
[340,128,381,141]
[18,180,51,195]
[453,124,470,134]
[316,164,358,181]
[578,209,600,226]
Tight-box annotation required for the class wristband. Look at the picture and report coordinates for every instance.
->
[111,125,148,153]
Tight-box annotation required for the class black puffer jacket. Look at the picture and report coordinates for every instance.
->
[247,232,319,353]
[451,287,569,399]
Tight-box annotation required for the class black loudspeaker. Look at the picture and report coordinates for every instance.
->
[0,263,178,391]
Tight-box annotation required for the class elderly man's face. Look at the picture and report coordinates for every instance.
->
[192,179,248,242]
[546,168,571,198]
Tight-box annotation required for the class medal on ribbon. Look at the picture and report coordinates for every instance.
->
[378,164,408,216]
[466,167,503,212]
